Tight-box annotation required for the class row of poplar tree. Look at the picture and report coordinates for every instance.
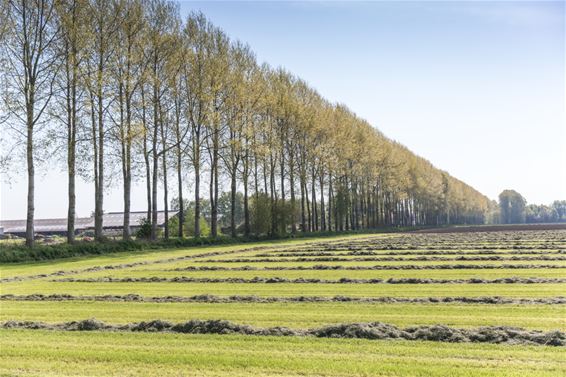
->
[0,0,492,247]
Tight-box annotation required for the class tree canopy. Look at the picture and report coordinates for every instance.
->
[1,0,495,245]
[498,190,526,224]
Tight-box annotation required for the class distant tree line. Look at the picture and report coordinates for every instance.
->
[525,202,566,224]
[1,0,492,247]
[498,190,565,224]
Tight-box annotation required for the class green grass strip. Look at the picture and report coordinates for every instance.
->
[1,330,564,376]
[2,300,564,330]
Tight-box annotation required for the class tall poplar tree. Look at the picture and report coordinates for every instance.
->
[4,0,60,247]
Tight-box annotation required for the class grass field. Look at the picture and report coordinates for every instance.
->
[2,301,564,329]
[1,229,565,376]
[2,330,565,377]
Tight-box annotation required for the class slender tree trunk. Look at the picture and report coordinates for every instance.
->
[123,86,132,240]
[25,101,35,247]
[243,171,250,236]
[253,148,259,195]
[230,170,237,237]
[193,128,201,237]
[253,145,260,237]
[67,121,76,243]
[279,138,285,201]
[151,143,158,240]
[355,182,359,229]
[300,174,306,232]
[337,180,342,231]
[230,129,238,238]
[150,65,159,240]
[269,154,276,235]
[90,93,99,235]
[311,166,318,232]
[177,162,184,237]
[328,173,333,232]
[243,145,250,237]
[194,152,201,237]
[122,23,137,240]
[213,131,219,237]
[209,124,219,238]
[94,47,105,241]
[344,176,350,231]
[144,137,151,220]
[162,163,169,240]
[94,114,104,240]
[172,88,184,238]
[176,138,184,238]
[305,179,311,232]
[141,87,151,221]
[118,82,130,240]
[161,115,169,240]
[319,170,325,232]
[122,65,133,239]
[66,41,77,243]
[253,150,260,237]
[289,149,296,234]
[209,159,216,237]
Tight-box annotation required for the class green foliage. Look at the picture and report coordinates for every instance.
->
[0,240,143,263]
[249,193,296,236]
[334,185,350,229]
[484,200,500,225]
[495,194,566,225]
[167,216,181,237]
[272,199,295,236]
[525,201,566,223]
[135,217,153,239]
[0,234,245,263]
[552,200,566,221]
[526,204,556,223]
[170,197,191,212]
[168,210,210,238]
[250,193,272,235]
[498,190,526,224]
[169,197,212,237]
[217,191,244,228]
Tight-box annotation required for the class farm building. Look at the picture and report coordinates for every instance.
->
[0,211,175,237]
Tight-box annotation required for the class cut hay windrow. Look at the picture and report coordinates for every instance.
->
[169,263,566,271]
[4,231,564,282]
[50,276,566,284]
[289,244,566,251]
[3,294,565,305]
[0,243,312,283]
[2,318,564,346]
[269,246,566,252]
[199,255,566,263]
[255,250,564,257]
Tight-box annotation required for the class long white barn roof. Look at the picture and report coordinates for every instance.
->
[0,211,175,233]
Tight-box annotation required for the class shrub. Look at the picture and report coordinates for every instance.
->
[168,211,210,238]
[250,193,271,236]
[135,218,152,239]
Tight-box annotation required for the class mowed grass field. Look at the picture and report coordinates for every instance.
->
[1,230,566,376]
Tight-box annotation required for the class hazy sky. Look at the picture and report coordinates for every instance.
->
[1,0,565,220]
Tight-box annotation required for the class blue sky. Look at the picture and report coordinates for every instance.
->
[1,0,565,219]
